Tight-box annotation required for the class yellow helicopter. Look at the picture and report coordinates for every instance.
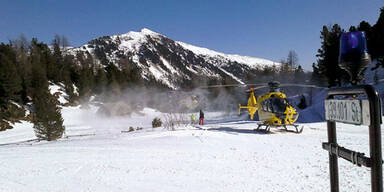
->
[238,81,302,133]
[195,81,326,133]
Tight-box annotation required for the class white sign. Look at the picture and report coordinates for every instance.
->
[325,99,370,125]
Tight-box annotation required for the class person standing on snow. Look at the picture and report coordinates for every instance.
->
[199,109,204,125]
[190,113,196,124]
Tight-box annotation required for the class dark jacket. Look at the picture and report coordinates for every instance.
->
[199,110,204,118]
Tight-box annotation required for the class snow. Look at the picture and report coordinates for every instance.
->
[67,29,161,58]
[0,105,382,191]
[218,66,245,84]
[160,57,179,75]
[141,28,162,37]
[49,83,68,104]
[176,41,279,68]
[114,28,161,54]
[0,121,35,145]
[4,43,382,191]
[298,89,327,123]
[118,31,146,52]
[364,59,384,84]
[148,64,176,89]
[72,84,79,95]
[186,65,198,74]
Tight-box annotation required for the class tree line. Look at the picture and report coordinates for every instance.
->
[0,35,143,140]
[245,50,308,85]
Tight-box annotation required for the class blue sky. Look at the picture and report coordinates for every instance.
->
[0,0,383,70]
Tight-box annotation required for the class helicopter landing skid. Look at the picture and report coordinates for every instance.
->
[254,124,303,134]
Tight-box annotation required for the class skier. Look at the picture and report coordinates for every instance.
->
[199,109,204,125]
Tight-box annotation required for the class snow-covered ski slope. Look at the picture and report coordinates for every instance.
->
[0,106,382,192]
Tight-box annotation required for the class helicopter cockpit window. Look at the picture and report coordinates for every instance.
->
[261,101,266,111]
[269,97,286,113]
[261,100,270,112]
[266,100,273,112]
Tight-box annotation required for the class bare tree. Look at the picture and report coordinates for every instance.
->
[51,34,69,50]
[162,112,189,131]
[287,50,299,68]
[52,34,60,45]
[61,36,69,50]
[9,34,29,51]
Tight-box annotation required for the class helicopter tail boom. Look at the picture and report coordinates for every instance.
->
[239,104,258,120]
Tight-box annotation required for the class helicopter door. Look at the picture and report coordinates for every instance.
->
[259,100,274,121]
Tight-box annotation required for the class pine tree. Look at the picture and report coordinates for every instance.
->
[371,7,384,60]
[94,68,108,95]
[374,71,379,85]
[30,39,65,141]
[108,77,121,101]
[294,65,305,83]
[0,44,23,131]
[10,35,33,104]
[77,52,94,101]
[32,89,65,141]
[357,21,373,58]
[315,24,348,87]
[61,55,78,103]
[349,26,357,32]
[47,36,62,83]
[105,64,122,101]
[311,63,326,86]
[0,44,22,104]
[357,21,372,34]
[78,66,93,101]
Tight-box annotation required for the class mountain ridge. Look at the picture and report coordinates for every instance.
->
[66,28,280,89]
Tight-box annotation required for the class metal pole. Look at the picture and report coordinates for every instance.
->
[364,85,383,192]
[326,85,383,192]
[327,120,339,192]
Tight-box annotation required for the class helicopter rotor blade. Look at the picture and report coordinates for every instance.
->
[279,83,328,89]
[198,82,328,90]
[246,85,268,92]
[198,83,266,89]
[198,84,245,89]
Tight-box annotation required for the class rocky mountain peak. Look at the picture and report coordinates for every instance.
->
[66,29,279,89]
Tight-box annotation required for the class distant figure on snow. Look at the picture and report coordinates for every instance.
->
[199,109,204,125]
[190,113,196,124]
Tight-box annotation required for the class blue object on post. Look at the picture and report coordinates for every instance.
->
[338,31,371,85]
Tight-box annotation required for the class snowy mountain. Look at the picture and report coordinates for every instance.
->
[66,28,279,89]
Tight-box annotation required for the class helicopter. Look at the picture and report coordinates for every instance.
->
[202,81,327,133]
[239,81,303,133]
